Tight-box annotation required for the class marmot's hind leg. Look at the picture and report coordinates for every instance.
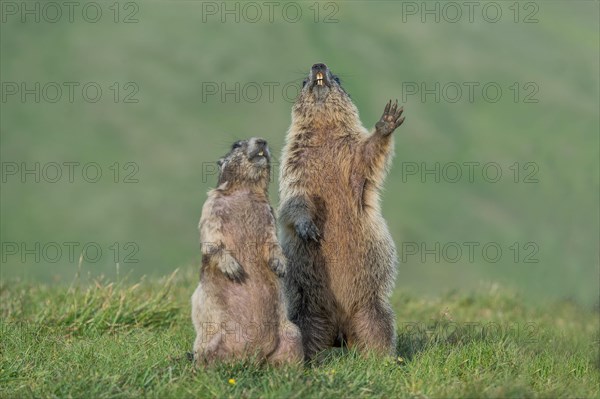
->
[286,278,337,360]
[194,332,224,366]
[268,321,303,364]
[347,302,396,356]
[294,313,337,361]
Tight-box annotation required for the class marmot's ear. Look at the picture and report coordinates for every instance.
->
[217,159,224,167]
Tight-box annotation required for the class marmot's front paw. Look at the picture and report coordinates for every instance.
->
[269,257,286,277]
[375,100,405,136]
[221,257,245,282]
[295,219,320,242]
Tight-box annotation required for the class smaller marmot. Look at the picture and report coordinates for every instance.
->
[191,137,303,365]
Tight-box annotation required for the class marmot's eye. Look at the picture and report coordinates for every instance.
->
[232,141,243,149]
[302,79,308,87]
[333,76,340,84]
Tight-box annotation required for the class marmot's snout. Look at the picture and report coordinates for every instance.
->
[311,63,328,87]
[301,63,343,99]
[248,137,270,164]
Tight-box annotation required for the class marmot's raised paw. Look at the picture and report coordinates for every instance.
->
[221,256,245,282]
[295,219,320,242]
[375,100,405,136]
[269,257,286,277]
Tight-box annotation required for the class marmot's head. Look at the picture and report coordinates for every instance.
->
[216,137,271,191]
[292,63,359,127]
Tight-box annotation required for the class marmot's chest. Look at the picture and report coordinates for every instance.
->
[297,139,357,168]
[297,147,361,187]
[290,153,365,214]
[215,195,275,242]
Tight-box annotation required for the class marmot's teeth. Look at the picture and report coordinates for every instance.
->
[258,151,264,156]
[316,72,324,86]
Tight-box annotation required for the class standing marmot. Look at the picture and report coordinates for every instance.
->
[279,63,405,359]
[191,137,303,365]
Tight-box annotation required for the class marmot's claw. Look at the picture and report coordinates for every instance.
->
[376,99,405,136]
[295,219,320,242]
[269,257,286,277]
[383,100,391,114]
[222,258,244,282]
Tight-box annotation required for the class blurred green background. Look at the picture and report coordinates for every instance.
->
[1,1,598,305]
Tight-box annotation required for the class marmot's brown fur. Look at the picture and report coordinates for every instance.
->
[278,63,405,359]
[191,138,303,365]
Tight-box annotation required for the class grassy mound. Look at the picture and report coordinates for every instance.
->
[1,268,598,398]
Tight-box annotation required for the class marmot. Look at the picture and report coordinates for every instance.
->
[279,63,405,359]
[191,137,303,365]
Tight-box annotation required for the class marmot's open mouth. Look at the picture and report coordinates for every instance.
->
[250,149,268,161]
[316,72,324,86]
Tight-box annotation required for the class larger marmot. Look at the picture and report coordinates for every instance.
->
[192,137,303,365]
[279,63,405,359]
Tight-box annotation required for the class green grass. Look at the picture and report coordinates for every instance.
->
[1,268,598,398]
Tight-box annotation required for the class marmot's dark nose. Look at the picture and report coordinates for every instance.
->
[255,139,267,147]
[312,63,327,71]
